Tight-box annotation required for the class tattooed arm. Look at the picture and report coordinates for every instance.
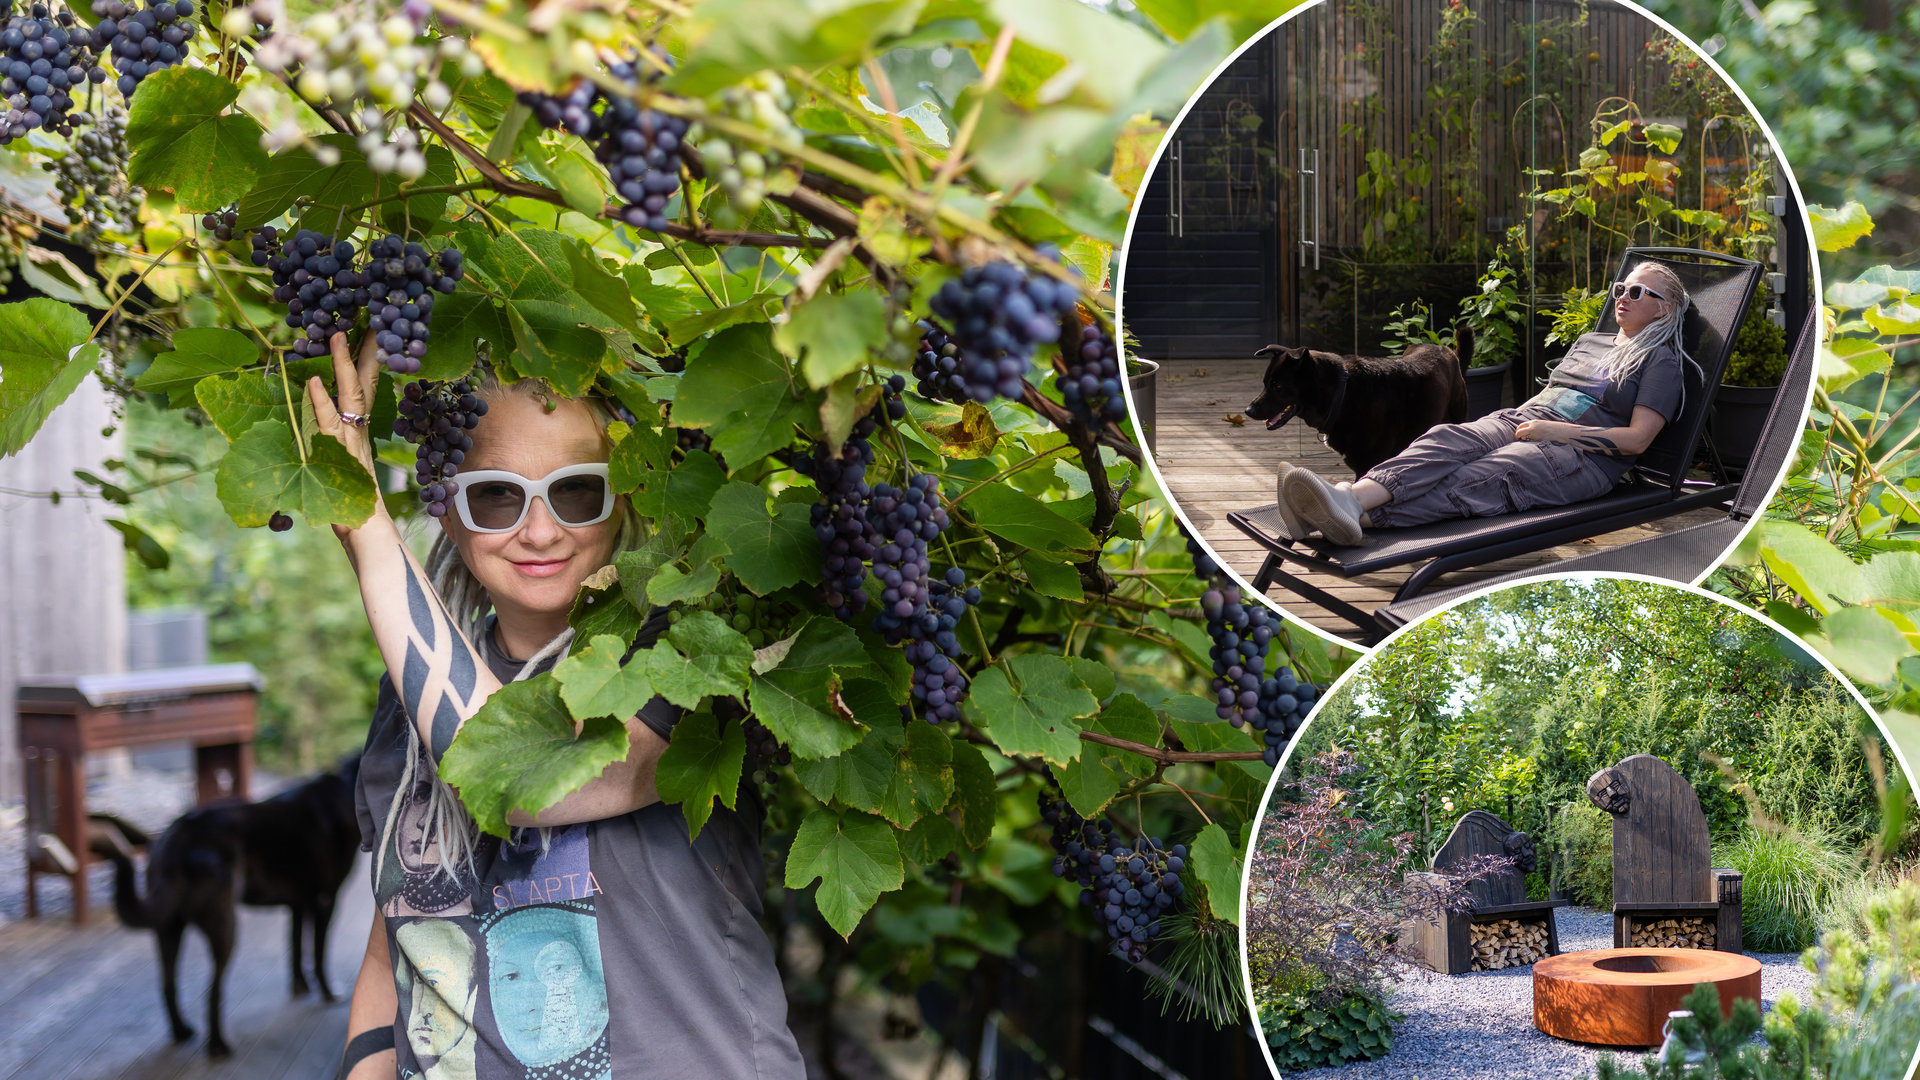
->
[1512,405,1669,458]
[315,331,664,827]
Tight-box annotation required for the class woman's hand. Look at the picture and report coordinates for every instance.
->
[308,330,390,541]
[1513,419,1574,444]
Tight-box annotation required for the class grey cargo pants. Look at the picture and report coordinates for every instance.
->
[1363,409,1622,529]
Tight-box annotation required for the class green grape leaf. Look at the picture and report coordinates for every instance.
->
[673,0,926,98]
[609,421,674,494]
[986,0,1167,110]
[1868,301,1920,336]
[792,687,900,811]
[1063,657,1117,702]
[563,242,643,339]
[1819,337,1892,394]
[751,629,882,761]
[107,518,170,570]
[1810,202,1874,252]
[654,709,746,842]
[506,300,608,397]
[881,721,954,828]
[125,67,270,211]
[704,481,822,595]
[963,654,1098,765]
[539,143,610,217]
[1818,605,1913,687]
[419,291,512,382]
[1757,521,1864,616]
[615,531,689,610]
[923,401,1000,459]
[634,448,725,520]
[949,741,999,849]
[783,807,904,939]
[137,328,260,397]
[963,483,1099,554]
[0,298,98,456]
[381,145,459,237]
[212,421,376,528]
[672,324,806,467]
[439,674,629,837]
[900,814,959,864]
[553,633,658,722]
[235,134,371,227]
[646,532,729,606]
[638,611,753,708]
[774,291,889,389]
[195,372,288,440]
[1019,552,1084,600]
[569,564,656,644]
[1189,822,1242,924]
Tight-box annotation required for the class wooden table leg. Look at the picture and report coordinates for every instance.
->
[55,747,90,924]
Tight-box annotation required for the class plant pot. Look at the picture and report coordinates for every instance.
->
[1127,357,1159,454]
[1464,361,1511,419]
[1710,383,1775,468]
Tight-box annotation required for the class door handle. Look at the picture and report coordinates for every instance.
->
[1298,147,1320,269]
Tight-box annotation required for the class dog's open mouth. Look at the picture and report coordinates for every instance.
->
[1265,404,1297,431]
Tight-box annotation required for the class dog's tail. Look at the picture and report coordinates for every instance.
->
[105,838,157,929]
[1453,321,1475,370]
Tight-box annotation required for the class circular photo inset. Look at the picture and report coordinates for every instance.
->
[1119,0,1817,645]
[1240,574,1920,1079]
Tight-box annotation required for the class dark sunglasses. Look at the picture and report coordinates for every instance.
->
[449,463,614,533]
[1611,282,1668,303]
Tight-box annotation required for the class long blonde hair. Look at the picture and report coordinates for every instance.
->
[1606,261,1698,416]
[391,372,649,881]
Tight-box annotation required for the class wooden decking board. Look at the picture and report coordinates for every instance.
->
[1145,356,1726,642]
[0,855,369,1080]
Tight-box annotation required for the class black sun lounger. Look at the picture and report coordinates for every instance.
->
[1373,305,1815,632]
[1226,247,1763,642]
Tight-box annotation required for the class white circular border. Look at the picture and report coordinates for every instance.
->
[1233,568,1920,1080]
[1112,0,1826,654]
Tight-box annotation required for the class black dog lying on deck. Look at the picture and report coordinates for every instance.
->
[105,756,361,1058]
[1244,333,1472,477]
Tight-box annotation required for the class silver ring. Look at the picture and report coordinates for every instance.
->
[340,411,370,428]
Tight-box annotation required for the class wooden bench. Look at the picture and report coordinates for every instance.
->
[1408,810,1568,974]
[1587,754,1743,953]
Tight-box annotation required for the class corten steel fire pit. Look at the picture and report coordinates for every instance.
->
[1533,948,1761,1046]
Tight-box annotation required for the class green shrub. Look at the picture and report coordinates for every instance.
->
[1546,800,1615,909]
[1718,825,1859,953]
[1723,297,1789,386]
[1543,287,1607,348]
[1255,983,1400,1071]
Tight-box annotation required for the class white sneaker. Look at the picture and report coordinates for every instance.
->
[1274,462,1311,541]
[1283,468,1366,546]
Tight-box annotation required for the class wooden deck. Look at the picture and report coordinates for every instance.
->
[0,855,371,1080]
[1146,356,1726,643]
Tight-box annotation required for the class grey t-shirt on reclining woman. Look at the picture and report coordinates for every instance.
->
[353,609,804,1080]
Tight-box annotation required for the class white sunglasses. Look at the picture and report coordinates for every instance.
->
[449,463,615,533]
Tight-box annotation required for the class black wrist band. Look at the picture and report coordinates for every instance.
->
[338,1026,397,1080]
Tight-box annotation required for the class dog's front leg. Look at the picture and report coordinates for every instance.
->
[158,922,194,1043]
[311,893,339,1002]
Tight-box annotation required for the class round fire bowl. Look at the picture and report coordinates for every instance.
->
[1533,948,1760,1047]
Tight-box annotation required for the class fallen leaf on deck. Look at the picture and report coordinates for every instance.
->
[1205,399,1218,405]
[1193,368,1208,377]
[1223,413,1246,425]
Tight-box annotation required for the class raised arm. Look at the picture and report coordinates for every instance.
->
[1513,405,1668,458]
[313,332,664,824]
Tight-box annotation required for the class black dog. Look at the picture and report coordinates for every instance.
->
[1245,334,1472,477]
[106,756,361,1057]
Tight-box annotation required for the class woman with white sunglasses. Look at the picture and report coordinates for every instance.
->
[1279,260,1695,545]
[308,331,805,1080]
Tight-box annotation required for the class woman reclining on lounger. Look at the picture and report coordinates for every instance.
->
[1278,261,1693,546]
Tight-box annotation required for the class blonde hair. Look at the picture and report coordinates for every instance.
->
[396,370,650,880]
[1607,260,1697,417]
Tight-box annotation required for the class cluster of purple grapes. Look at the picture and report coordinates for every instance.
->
[0,3,105,145]
[518,53,688,233]
[199,208,236,241]
[1187,535,1319,766]
[255,228,365,368]
[742,715,789,774]
[1039,786,1186,965]
[793,377,905,620]
[361,234,463,375]
[393,378,485,518]
[1059,316,1126,428]
[910,321,966,403]
[90,0,198,97]
[865,476,976,724]
[925,259,1080,403]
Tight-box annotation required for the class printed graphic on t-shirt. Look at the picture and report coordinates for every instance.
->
[489,824,601,910]
[1542,388,1602,422]
[379,776,478,917]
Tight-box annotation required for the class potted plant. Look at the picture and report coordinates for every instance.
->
[1455,252,1525,417]
[1711,298,1787,468]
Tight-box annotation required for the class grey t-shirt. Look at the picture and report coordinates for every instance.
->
[1519,331,1686,432]
[353,611,804,1080]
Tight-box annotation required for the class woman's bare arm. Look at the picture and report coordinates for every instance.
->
[341,914,396,1080]
[1513,404,1669,458]
[314,331,664,819]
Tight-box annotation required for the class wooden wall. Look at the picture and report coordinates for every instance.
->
[0,377,126,804]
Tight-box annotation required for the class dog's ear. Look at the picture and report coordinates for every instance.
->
[1255,345,1306,368]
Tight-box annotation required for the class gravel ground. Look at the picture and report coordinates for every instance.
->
[0,761,293,924]
[1285,906,1819,1080]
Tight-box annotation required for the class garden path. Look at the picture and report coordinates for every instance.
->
[1285,906,1817,1079]
[1149,357,1726,643]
